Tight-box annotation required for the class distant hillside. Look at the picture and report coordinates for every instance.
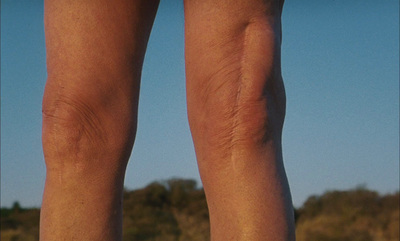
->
[1,179,398,241]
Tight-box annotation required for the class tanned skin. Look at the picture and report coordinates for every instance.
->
[40,0,295,240]
[41,1,159,240]
[184,1,294,240]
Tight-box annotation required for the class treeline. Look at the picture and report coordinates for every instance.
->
[295,187,399,241]
[1,179,398,241]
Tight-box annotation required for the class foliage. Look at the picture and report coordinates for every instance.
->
[122,178,209,241]
[295,188,399,241]
[0,202,40,241]
[1,181,398,241]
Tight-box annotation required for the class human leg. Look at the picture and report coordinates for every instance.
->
[40,1,159,240]
[184,0,295,240]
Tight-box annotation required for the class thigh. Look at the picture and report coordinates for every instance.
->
[44,0,160,99]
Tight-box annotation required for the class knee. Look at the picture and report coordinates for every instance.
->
[187,53,286,151]
[189,88,284,152]
[186,17,286,143]
[42,79,137,171]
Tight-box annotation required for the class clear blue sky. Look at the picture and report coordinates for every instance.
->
[1,0,399,208]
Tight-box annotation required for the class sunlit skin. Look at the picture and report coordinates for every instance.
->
[40,0,295,240]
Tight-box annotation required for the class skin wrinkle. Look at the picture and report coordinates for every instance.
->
[196,30,245,161]
[42,87,111,179]
[229,23,247,172]
[192,17,278,160]
[43,82,65,184]
[46,95,105,146]
[201,40,242,110]
[216,21,283,204]
[233,21,272,143]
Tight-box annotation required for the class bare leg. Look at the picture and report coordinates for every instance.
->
[184,0,295,240]
[40,1,159,240]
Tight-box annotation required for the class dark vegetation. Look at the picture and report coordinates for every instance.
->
[295,187,399,241]
[1,179,398,241]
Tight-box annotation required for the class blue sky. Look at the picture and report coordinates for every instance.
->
[1,0,399,208]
